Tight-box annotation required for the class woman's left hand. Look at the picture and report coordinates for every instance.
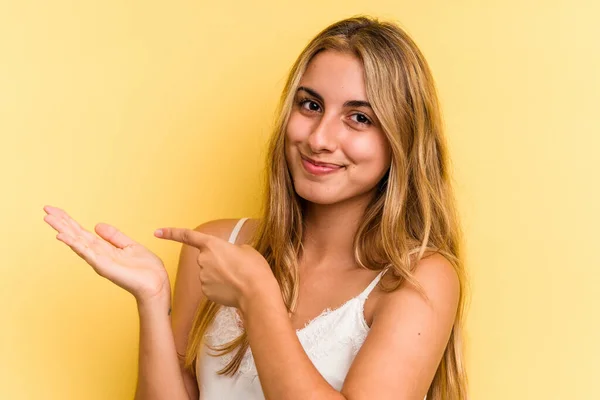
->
[154,226,277,309]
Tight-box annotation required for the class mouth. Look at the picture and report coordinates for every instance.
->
[300,154,345,175]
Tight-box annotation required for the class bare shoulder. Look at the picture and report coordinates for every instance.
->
[412,252,460,302]
[377,252,460,318]
[192,217,259,244]
[363,252,460,339]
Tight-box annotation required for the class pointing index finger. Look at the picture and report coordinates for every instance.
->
[154,227,212,248]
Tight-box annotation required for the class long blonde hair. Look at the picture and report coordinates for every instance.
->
[184,15,468,400]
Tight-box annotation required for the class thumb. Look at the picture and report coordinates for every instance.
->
[95,223,137,249]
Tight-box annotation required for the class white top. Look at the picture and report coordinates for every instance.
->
[195,218,388,399]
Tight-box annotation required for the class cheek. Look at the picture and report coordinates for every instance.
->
[285,111,311,144]
[344,133,391,169]
[285,112,305,169]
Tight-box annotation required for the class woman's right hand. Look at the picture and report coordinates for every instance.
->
[43,205,170,304]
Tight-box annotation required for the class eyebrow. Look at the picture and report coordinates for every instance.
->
[297,86,373,109]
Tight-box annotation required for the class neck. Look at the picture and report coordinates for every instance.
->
[300,191,375,270]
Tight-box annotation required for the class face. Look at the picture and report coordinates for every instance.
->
[285,50,392,206]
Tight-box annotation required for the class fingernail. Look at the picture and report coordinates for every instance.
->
[154,229,163,238]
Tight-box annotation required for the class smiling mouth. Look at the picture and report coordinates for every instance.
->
[300,154,345,176]
[300,154,344,168]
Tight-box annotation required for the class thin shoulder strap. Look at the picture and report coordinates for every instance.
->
[358,269,388,300]
[227,218,249,244]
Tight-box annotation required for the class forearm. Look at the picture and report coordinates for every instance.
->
[241,289,345,400]
[134,295,189,400]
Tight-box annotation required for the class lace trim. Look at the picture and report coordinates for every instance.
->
[204,306,256,375]
[203,269,384,378]
[296,297,368,361]
[204,298,370,377]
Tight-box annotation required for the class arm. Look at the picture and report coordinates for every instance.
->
[134,232,216,400]
[239,280,343,400]
[134,293,190,400]
[240,253,460,400]
[135,224,221,400]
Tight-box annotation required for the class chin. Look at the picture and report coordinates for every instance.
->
[296,189,344,205]
[292,179,372,206]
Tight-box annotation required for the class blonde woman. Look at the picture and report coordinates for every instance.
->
[44,16,467,400]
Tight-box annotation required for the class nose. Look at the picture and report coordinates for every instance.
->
[307,114,339,154]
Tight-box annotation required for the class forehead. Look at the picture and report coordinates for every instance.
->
[299,50,368,101]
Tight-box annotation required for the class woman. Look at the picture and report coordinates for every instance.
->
[44,16,467,400]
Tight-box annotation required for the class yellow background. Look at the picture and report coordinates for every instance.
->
[2,1,598,399]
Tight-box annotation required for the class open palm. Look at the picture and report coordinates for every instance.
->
[43,205,169,301]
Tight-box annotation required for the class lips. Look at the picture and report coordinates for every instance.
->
[300,155,343,169]
[300,154,344,176]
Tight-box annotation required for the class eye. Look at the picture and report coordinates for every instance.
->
[299,98,322,113]
[350,113,372,126]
